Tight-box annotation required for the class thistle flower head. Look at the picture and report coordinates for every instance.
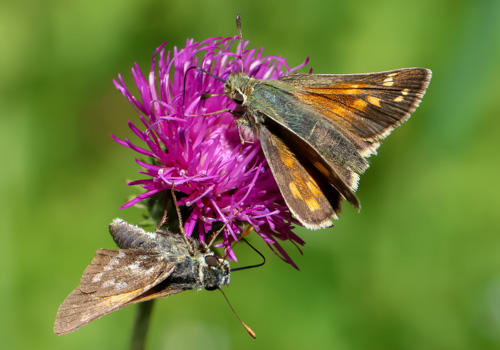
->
[113,36,310,268]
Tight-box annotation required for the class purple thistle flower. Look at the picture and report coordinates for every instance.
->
[113,36,310,269]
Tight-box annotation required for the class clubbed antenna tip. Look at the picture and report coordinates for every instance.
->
[218,286,256,339]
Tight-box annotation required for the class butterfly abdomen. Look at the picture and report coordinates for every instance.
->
[109,218,163,249]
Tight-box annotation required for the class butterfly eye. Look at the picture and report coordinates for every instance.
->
[233,92,244,104]
[205,255,219,267]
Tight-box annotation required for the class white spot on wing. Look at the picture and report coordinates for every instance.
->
[104,256,121,271]
[383,77,394,87]
[130,262,141,270]
[103,279,115,288]
[115,282,128,290]
[92,272,103,283]
[141,266,157,276]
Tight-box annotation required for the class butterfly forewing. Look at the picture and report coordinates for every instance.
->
[79,249,166,295]
[279,68,432,156]
[54,248,174,335]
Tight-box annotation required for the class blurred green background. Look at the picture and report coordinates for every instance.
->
[2,0,500,349]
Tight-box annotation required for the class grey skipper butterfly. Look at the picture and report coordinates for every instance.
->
[54,218,231,335]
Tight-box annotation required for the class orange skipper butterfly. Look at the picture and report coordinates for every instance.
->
[217,14,432,228]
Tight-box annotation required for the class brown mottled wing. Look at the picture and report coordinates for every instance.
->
[259,126,341,229]
[54,248,175,335]
[279,68,432,157]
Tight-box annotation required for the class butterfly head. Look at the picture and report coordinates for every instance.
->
[224,72,256,107]
[202,254,231,290]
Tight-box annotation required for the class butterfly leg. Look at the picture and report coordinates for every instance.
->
[234,117,255,147]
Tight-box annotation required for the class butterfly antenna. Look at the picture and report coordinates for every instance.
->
[236,12,244,72]
[230,238,266,272]
[218,286,256,339]
[182,66,226,107]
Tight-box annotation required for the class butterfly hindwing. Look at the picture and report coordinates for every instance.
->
[259,126,338,229]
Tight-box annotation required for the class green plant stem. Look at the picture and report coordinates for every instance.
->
[130,300,155,350]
